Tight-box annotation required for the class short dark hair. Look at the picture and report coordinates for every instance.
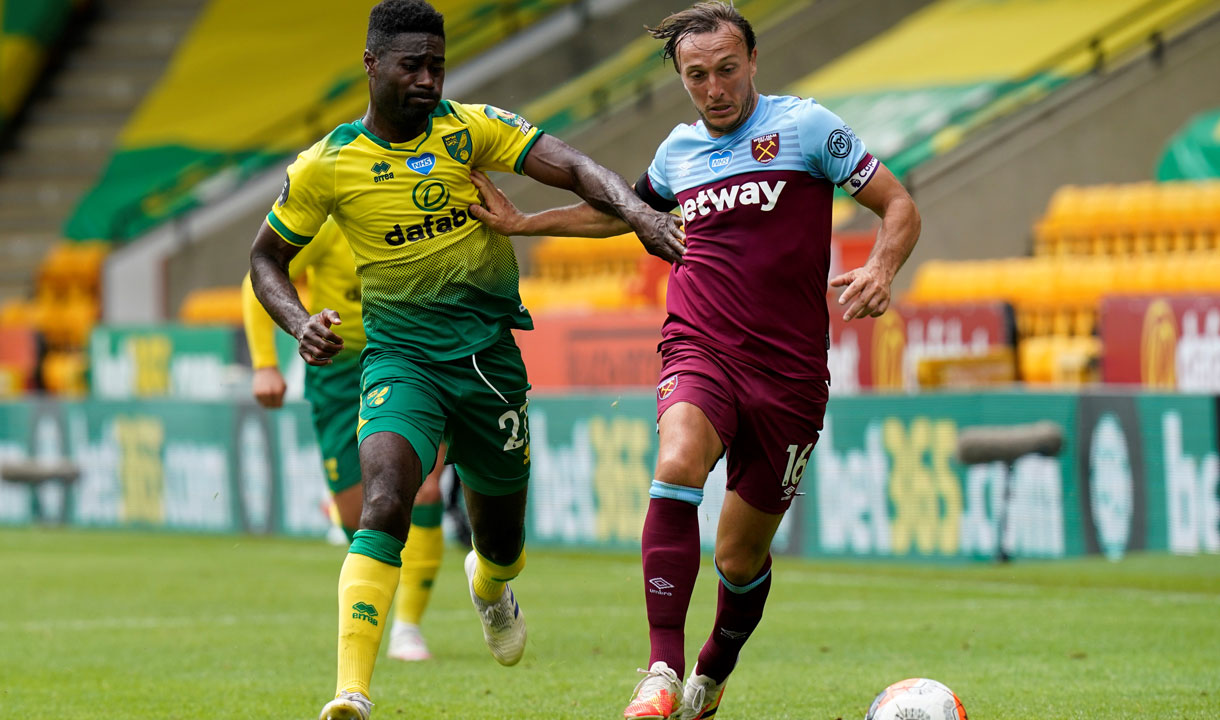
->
[367,0,445,56]
[646,1,756,71]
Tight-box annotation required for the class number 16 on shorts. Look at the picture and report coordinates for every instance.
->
[781,443,813,487]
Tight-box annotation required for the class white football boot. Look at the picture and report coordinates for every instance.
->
[387,621,431,662]
[678,665,727,719]
[623,661,683,719]
[318,690,372,720]
[463,549,527,666]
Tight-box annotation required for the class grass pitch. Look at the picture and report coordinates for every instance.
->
[1,528,1217,719]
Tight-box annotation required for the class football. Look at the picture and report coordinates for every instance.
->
[865,678,968,720]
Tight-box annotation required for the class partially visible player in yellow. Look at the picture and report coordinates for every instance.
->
[241,218,447,662]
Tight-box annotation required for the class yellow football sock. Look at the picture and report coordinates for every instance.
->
[336,530,403,699]
[395,523,443,625]
[471,546,526,603]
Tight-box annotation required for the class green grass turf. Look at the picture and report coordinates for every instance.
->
[1,528,1217,719]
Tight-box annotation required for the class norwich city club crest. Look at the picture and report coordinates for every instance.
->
[365,385,391,408]
[442,129,472,164]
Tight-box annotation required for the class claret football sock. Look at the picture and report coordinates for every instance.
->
[395,502,444,626]
[642,481,703,678]
[336,529,404,698]
[695,554,773,683]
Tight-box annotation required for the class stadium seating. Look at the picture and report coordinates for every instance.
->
[908,179,1220,382]
[178,286,244,326]
[63,0,581,246]
[516,234,673,313]
[1035,181,1220,256]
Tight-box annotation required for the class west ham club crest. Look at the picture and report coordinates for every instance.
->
[750,133,779,164]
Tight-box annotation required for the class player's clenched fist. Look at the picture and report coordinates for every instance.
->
[626,208,686,265]
[296,308,344,365]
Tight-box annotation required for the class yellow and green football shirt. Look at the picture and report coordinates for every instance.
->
[267,100,542,361]
[242,218,365,369]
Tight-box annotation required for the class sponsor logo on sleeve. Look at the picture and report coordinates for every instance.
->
[750,132,780,164]
[277,175,291,205]
[708,149,733,174]
[482,105,533,135]
[442,129,473,164]
[843,155,878,196]
[827,128,853,158]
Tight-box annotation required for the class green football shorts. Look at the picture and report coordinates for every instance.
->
[357,330,531,496]
[304,349,363,494]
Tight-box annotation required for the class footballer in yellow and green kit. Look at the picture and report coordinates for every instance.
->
[265,100,540,496]
[241,218,450,662]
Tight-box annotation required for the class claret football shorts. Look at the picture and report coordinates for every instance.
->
[655,340,829,514]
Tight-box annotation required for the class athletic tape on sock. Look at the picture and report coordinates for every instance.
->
[715,561,771,594]
[649,479,704,506]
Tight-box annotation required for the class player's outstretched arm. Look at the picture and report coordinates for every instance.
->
[830,162,921,322]
[516,134,686,263]
[469,170,628,238]
[250,221,344,366]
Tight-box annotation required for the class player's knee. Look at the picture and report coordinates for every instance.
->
[715,550,767,587]
[360,485,409,532]
[655,453,708,489]
[476,540,524,569]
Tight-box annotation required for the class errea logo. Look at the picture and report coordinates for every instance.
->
[680,180,787,222]
[371,161,394,183]
[351,601,379,626]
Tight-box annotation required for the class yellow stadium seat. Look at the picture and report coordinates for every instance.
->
[1018,336,1054,384]
[42,351,88,396]
[179,287,244,326]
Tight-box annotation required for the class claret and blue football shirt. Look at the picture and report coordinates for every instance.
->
[637,94,878,380]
